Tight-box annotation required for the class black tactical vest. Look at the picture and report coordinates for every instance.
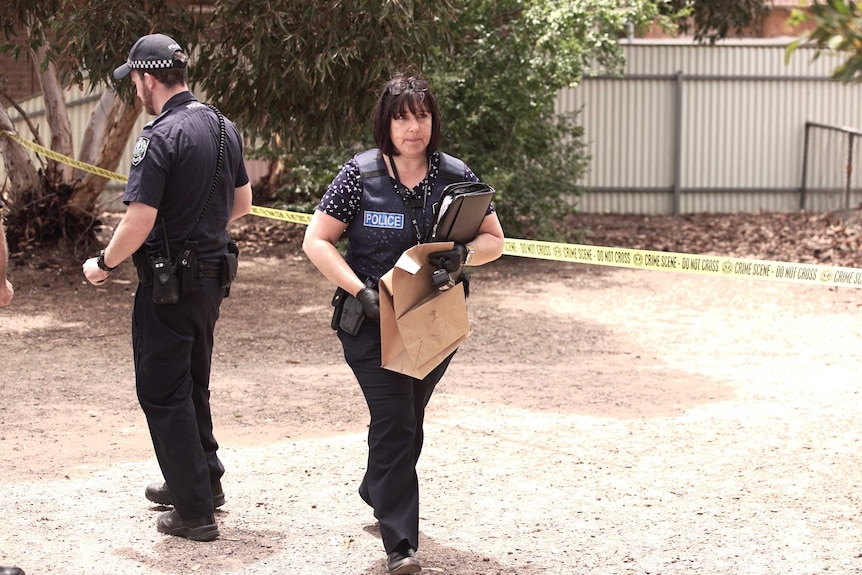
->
[343,149,469,284]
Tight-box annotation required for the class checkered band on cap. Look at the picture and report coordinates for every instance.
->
[128,58,182,70]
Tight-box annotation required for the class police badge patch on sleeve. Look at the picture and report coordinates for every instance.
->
[131,137,150,166]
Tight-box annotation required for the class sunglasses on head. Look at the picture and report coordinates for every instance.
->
[387,77,429,96]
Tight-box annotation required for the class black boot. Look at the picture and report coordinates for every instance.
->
[387,545,421,574]
[156,509,219,542]
[145,479,225,508]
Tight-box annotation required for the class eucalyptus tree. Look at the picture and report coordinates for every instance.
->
[0,0,774,250]
[0,0,455,248]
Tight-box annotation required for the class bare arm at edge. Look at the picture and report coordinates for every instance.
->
[0,220,13,306]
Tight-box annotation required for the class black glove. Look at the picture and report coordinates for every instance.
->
[356,286,380,322]
[428,244,467,273]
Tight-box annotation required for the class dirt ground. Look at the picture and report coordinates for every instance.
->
[2,215,862,575]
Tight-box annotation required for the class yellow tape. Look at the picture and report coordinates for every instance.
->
[249,205,312,225]
[503,237,862,288]
[2,130,129,182]
[6,129,861,288]
[2,129,315,227]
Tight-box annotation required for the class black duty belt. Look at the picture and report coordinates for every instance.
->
[197,260,223,279]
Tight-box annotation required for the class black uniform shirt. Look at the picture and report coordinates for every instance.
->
[123,91,249,260]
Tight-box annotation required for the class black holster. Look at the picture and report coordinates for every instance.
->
[132,245,183,305]
[222,241,239,297]
[133,246,154,286]
[339,292,366,336]
[331,287,348,330]
[177,241,199,297]
[330,280,372,336]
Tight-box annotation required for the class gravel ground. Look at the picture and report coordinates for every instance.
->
[1,239,862,574]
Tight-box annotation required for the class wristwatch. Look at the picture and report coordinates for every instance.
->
[464,245,475,266]
[96,249,118,273]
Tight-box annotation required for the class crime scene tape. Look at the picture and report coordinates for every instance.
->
[251,206,862,289]
[6,129,862,289]
[249,205,312,225]
[3,130,312,227]
[502,238,862,289]
[2,130,128,182]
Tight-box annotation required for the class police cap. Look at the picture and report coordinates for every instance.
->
[113,33,189,80]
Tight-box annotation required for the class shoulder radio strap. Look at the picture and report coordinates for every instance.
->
[174,103,226,267]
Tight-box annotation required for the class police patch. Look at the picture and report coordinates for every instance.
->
[364,211,404,229]
[131,137,150,166]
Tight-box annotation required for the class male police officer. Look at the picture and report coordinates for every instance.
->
[83,33,252,541]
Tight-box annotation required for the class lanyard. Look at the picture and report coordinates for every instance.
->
[388,154,432,244]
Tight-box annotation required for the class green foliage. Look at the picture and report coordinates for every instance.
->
[426,0,659,239]
[660,0,771,44]
[191,1,457,154]
[785,0,862,84]
[3,0,769,245]
[482,114,590,240]
[260,0,642,239]
[1,0,198,100]
[254,146,354,214]
[1,0,457,150]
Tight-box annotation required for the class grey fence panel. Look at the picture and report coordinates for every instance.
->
[560,75,677,213]
[801,123,862,212]
[563,40,862,214]
[563,78,677,188]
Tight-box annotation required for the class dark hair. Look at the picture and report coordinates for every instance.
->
[134,66,188,88]
[372,72,442,156]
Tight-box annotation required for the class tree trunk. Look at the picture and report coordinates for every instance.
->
[0,106,41,203]
[69,89,142,214]
[31,42,74,184]
[2,26,142,251]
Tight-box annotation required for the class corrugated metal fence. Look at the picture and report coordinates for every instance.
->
[558,39,862,214]
[4,39,862,215]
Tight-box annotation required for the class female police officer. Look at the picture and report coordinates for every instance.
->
[303,72,504,574]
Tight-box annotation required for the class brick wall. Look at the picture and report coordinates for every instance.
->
[640,7,814,39]
[0,36,40,104]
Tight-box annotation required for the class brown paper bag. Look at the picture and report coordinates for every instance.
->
[379,242,471,379]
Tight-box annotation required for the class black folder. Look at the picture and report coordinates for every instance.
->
[431,182,495,243]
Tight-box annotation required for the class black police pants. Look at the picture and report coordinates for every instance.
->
[132,278,226,520]
[339,320,456,554]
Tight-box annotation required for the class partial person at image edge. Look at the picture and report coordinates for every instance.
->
[2,53,24,575]
[302,71,505,574]
[0,198,14,307]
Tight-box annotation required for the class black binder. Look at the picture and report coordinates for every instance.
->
[431,182,495,243]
